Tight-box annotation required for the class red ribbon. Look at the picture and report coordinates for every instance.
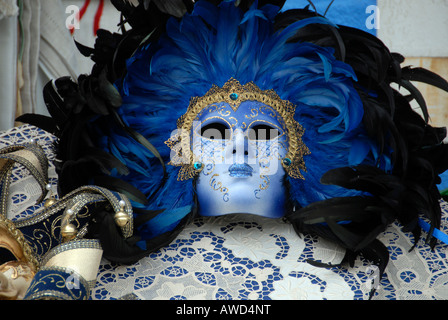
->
[69,0,104,36]
[93,0,105,36]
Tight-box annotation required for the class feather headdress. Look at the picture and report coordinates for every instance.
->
[19,0,448,294]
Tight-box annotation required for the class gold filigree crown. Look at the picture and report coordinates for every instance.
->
[165,78,310,181]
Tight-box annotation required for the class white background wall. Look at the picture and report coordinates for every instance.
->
[378,0,448,57]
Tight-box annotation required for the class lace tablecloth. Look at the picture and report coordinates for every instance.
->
[2,124,448,300]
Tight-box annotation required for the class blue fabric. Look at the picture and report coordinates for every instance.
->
[282,0,378,35]
[24,267,89,300]
[418,218,448,246]
[439,171,448,191]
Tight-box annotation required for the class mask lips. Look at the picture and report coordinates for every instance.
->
[228,163,254,178]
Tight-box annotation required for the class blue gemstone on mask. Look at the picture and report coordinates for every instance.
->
[194,162,203,170]
[230,93,238,100]
[283,158,292,166]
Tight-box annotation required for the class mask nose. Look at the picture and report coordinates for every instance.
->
[227,129,254,164]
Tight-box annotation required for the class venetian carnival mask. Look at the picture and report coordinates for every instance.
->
[166,79,310,218]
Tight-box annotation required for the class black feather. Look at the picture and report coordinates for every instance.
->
[288,195,395,251]
[360,93,407,169]
[397,79,430,123]
[320,165,404,198]
[98,68,123,108]
[15,114,56,134]
[90,209,145,264]
[74,40,95,58]
[401,66,448,93]
[274,9,346,61]
[80,147,129,176]
[291,196,378,225]
[359,239,390,299]
[150,0,189,17]
[42,80,70,127]
[93,175,149,205]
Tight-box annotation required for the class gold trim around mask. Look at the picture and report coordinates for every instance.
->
[0,215,39,274]
[165,78,310,181]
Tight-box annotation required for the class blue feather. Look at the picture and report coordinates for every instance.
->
[349,138,372,165]
[317,52,332,82]
[137,205,192,240]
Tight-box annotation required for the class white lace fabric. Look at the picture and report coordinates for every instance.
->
[2,124,448,300]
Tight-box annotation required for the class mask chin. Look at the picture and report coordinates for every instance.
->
[196,170,287,218]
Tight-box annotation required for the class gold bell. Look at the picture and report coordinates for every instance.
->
[61,223,77,241]
[114,211,129,227]
[44,184,57,208]
[44,197,57,208]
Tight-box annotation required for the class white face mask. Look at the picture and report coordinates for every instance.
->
[192,100,288,218]
[165,79,309,218]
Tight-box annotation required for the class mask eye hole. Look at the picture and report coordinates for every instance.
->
[249,124,279,140]
[200,122,230,140]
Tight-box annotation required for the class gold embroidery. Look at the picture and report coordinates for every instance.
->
[165,78,310,181]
